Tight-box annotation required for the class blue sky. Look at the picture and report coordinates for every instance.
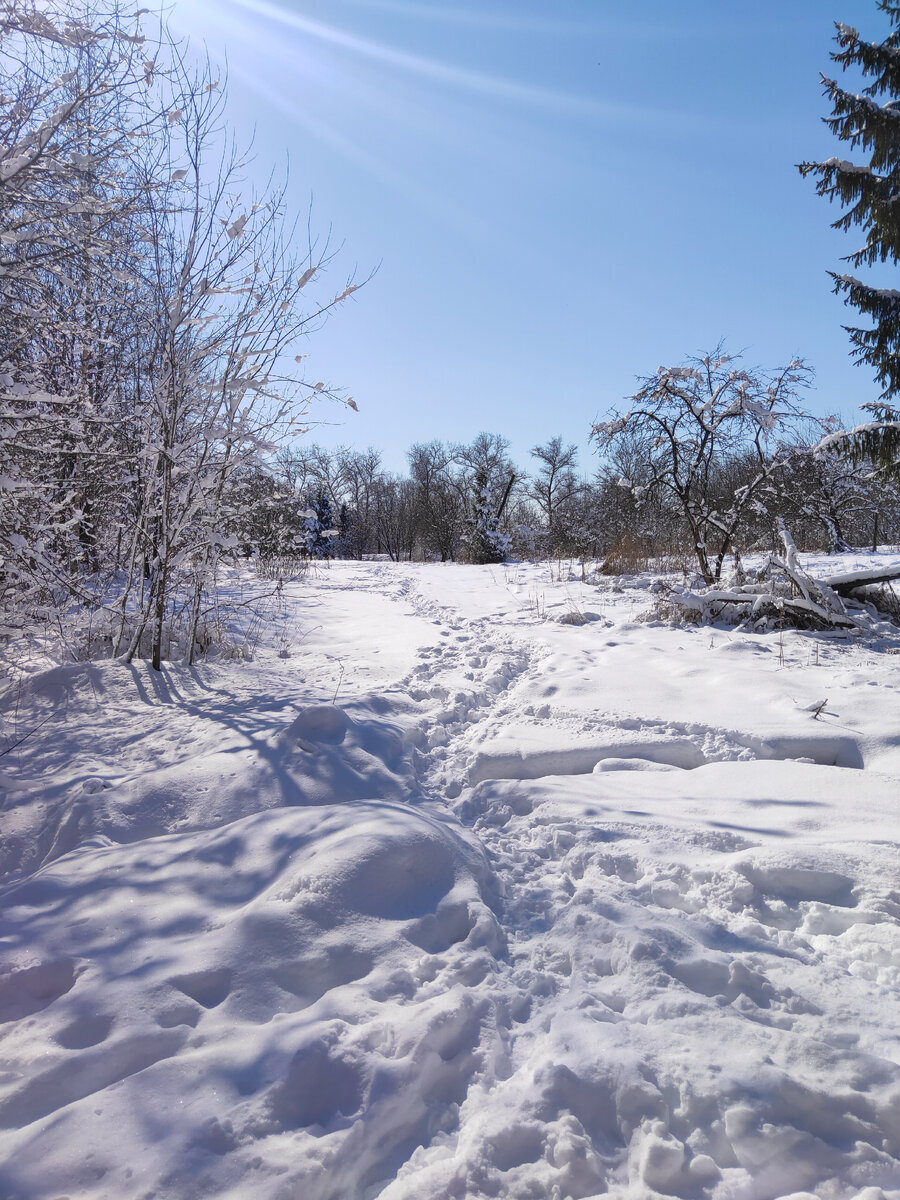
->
[171,0,890,473]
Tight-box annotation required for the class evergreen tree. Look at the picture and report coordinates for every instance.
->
[337,501,351,558]
[304,489,335,558]
[800,2,900,476]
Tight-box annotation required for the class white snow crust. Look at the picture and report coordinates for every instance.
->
[2,554,900,1200]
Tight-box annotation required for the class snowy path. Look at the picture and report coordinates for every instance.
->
[2,559,900,1199]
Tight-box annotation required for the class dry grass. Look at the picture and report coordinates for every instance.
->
[597,534,694,577]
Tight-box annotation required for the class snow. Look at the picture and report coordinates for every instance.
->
[2,554,900,1200]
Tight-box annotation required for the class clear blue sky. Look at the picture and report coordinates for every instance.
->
[171,0,890,473]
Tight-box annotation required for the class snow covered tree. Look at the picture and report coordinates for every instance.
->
[112,42,355,667]
[0,1,360,666]
[800,3,900,477]
[0,1,152,618]
[592,349,814,584]
[457,434,515,564]
[778,419,894,551]
[467,465,509,564]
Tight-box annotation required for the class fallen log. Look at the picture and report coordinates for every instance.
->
[822,564,900,596]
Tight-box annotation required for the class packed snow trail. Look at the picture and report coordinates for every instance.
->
[2,558,900,1199]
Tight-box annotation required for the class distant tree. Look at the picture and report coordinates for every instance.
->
[468,465,511,564]
[529,437,581,552]
[371,475,416,561]
[305,489,335,558]
[456,432,516,563]
[337,501,351,555]
[800,3,900,477]
[555,484,604,567]
[339,447,383,559]
[592,348,814,584]
[408,440,463,561]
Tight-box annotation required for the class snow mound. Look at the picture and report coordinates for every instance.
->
[468,725,705,783]
[0,801,502,1200]
[0,683,418,880]
[287,703,352,744]
[592,755,679,772]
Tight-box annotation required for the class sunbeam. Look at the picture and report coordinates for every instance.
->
[226,58,495,240]
[318,0,613,36]
[219,0,652,120]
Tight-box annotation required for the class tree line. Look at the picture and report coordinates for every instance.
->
[243,390,900,582]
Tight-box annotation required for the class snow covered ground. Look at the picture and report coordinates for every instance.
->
[2,554,900,1200]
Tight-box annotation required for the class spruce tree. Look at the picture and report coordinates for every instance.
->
[800,1,900,475]
[309,489,335,558]
[338,502,351,557]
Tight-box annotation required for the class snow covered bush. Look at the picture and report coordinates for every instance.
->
[0,0,358,668]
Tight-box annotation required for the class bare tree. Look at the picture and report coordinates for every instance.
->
[529,436,581,553]
[592,348,814,583]
[408,440,463,561]
[115,42,356,666]
[371,474,416,561]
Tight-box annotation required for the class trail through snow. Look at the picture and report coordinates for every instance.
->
[2,558,900,1200]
